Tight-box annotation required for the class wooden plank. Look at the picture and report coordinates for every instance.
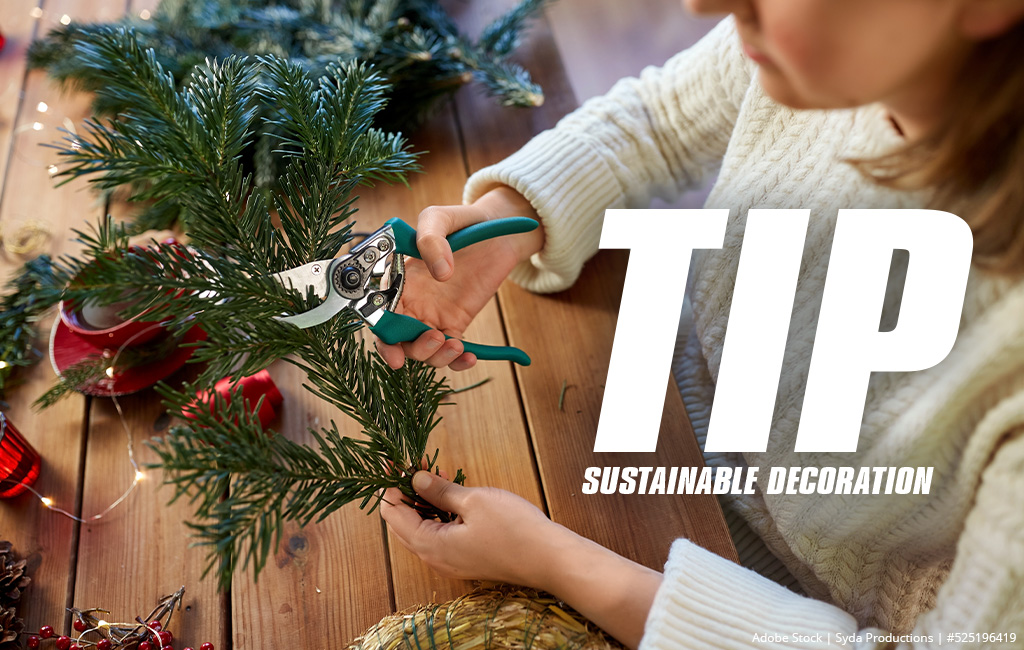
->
[70,0,227,636]
[0,0,128,638]
[356,105,543,610]
[451,1,738,567]
[77,393,228,650]
[0,0,42,190]
[231,362,393,650]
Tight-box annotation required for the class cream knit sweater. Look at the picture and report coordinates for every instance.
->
[463,16,1024,650]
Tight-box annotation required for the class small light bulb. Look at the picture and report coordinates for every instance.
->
[32,122,44,131]
[0,360,8,370]
[36,102,49,113]
[135,470,146,481]
[105,366,115,378]
[47,165,59,175]
[97,620,109,628]
[30,7,43,18]
[41,497,54,507]
[60,14,71,25]
[140,9,151,20]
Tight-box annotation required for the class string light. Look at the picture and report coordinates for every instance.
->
[139,9,152,20]
[7,322,167,523]
[29,7,42,18]
[60,14,71,25]
[36,101,48,113]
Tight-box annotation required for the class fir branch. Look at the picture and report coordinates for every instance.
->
[27,0,549,216]
[478,0,549,58]
[42,33,466,588]
[151,376,461,590]
[0,256,70,394]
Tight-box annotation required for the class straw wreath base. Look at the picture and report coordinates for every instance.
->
[348,586,625,650]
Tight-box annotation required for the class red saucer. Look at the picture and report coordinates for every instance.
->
[49,317,206,397]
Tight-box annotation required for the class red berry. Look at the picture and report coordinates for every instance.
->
[73,620,87,633]
[97,639,113,650]
[158,630,173,646]
[70,645,81,650]
[183,647,194,650]
[40,626,54,639]
[200,644,214,650]
[140,642,152,650]
[149,621,162,631]
[27,636,40,649]
[55,636,72,650]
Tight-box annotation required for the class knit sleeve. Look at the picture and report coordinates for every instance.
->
[463,16,753,293]
[637,432,1024,650]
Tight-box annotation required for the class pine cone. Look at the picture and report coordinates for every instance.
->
[0,542,30,605]
[0,605,24,647]
[0,542,30,650]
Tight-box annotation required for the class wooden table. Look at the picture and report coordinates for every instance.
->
[0,1,735,648]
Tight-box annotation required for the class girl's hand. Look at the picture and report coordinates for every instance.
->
[374,186,543,371]
[380,470,565,586]
[380,471,663,650]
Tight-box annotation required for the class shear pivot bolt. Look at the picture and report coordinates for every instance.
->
[339,267,361,289]
[371,294,385,307]
[377,239,392,253]
[363,250,377,263]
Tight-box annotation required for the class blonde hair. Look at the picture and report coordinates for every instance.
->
[851,22,1024,274]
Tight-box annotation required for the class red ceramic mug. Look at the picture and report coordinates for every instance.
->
[58,243,179,348]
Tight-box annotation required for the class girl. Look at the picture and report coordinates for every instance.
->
[379,1,1024,648]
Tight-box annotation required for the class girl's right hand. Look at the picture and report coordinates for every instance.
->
[375,186,544,371]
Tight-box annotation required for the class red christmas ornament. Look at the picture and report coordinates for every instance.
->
[182,369,283,429]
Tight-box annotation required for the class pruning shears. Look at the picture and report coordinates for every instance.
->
[272,217,537,366]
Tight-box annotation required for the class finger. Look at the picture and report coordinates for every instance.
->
[402,330,446,363]
[424,339,465,369]
[412,470,470,513]
[379,489,428,539]
[375,338,407,370]
[448,352,478,372]
[416,207,458,281]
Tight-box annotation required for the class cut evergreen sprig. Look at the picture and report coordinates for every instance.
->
[28,0,550,230]
[43,28,461,588]
[152,375,464,591]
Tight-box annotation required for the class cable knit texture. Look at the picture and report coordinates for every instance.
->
[465,16,1024,650]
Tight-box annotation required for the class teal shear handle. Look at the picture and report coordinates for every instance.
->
[370,311,531,366]
[385,216,539,258]
[370,216,538,366]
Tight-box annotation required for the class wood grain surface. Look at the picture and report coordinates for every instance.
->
[0,2,735,648]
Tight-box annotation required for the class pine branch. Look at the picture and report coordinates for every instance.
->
[151,372,462,590]
[479,0,549,58]
[0,256,71,395]
[27,0,550,138]
[41,30,465,588]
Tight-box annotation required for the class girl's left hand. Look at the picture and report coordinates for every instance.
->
[380,471,663,650]
[379,471,569,588]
